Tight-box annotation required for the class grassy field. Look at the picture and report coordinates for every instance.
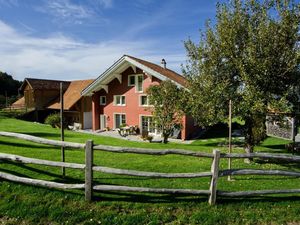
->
[0,114,300,225]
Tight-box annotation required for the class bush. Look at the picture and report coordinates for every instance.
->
[45,113,61,128]
[0,109,26,118]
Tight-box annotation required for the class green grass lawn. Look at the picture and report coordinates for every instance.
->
[0,113,300,225]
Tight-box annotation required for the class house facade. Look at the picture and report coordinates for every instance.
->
[82,55,199,140]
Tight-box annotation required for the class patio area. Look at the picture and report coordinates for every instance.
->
[75,129,195,144]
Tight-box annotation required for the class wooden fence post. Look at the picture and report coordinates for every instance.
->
[85,140,93,202]
[208,149,220,205]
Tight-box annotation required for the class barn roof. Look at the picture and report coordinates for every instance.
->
[47,79,94,110]
[10,96,25,109]
[19,78,70,91]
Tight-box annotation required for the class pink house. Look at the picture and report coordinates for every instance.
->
[82,55,199,140]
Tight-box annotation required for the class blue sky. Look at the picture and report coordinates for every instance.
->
[0,0,220,81]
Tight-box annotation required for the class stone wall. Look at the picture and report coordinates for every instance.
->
[266,123,292,140]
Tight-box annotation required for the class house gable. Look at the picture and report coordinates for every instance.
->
[82,55,186,96]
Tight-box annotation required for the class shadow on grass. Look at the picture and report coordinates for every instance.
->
[255,158,300,170]
[232,176,299,181]
[258,149,291,155]
[22,132,61,138]
[260,144,287,150]
[0,140,58,150]
[93,191,209,203]
[218,195,300,205]
[1,161,84,184]
[94,190,300,204]
[0,168,32,178]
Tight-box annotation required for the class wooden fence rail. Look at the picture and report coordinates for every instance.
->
[0,131,300,205]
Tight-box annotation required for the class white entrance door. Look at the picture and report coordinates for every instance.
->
[83,111,92,129]
[100,114,107,130]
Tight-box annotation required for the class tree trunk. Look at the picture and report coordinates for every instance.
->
[163,134,168,144]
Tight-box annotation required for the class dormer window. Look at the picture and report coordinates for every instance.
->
[136,75,143,92]
[128,74,144,93]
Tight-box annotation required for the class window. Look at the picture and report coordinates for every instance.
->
[128,75,135,86]
[136,75,143,92]
[114,95,126,106]
[141,116,160,134]
[128,74,144,92]
[140,95,149,106]
[100,96,106,105]
[115,114,126,128]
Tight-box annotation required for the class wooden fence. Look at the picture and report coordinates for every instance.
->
[0,131,300,205]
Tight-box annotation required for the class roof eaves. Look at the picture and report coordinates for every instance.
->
[81,56,127,96]
[19,78,33,91]
[125,56,184,88]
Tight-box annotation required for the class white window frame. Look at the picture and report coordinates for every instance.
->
[139,95,149,107]
[127,74,144,93]
[136,74,144,93]
[113,95,126,106]
[139,115,160,135]
[100,96,106,105]
[128,75,136,86]
[114,113,126,129]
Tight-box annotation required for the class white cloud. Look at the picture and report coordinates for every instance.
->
[36,0,109,25]
[96,0,113,9]
[0,20,184,81]
[42,0,114,25]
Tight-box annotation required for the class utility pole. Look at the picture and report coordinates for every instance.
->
[228,99,232,181]
[60,82,65,177]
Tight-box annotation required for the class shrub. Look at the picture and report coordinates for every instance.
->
[120,123,127,128]
[45,113,61,128]
[0,109,26,118]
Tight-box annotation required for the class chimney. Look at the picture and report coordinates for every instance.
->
[161,59,166,69]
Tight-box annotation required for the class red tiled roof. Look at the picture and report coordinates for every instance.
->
[125,55,187,86]
[48,79,94,110]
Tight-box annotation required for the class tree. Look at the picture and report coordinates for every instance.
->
[146,80,184,143]
[183,0,300,154]
[0,71,22,108]
[0,71,22,96]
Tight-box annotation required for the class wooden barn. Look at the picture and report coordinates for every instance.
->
[47,79,94,129]
[19,78,70,122]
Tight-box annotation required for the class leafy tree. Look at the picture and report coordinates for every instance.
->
[147,80,184,143]
[0,71,22,108]
[183,0,300,154]
[0,71,22,96]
